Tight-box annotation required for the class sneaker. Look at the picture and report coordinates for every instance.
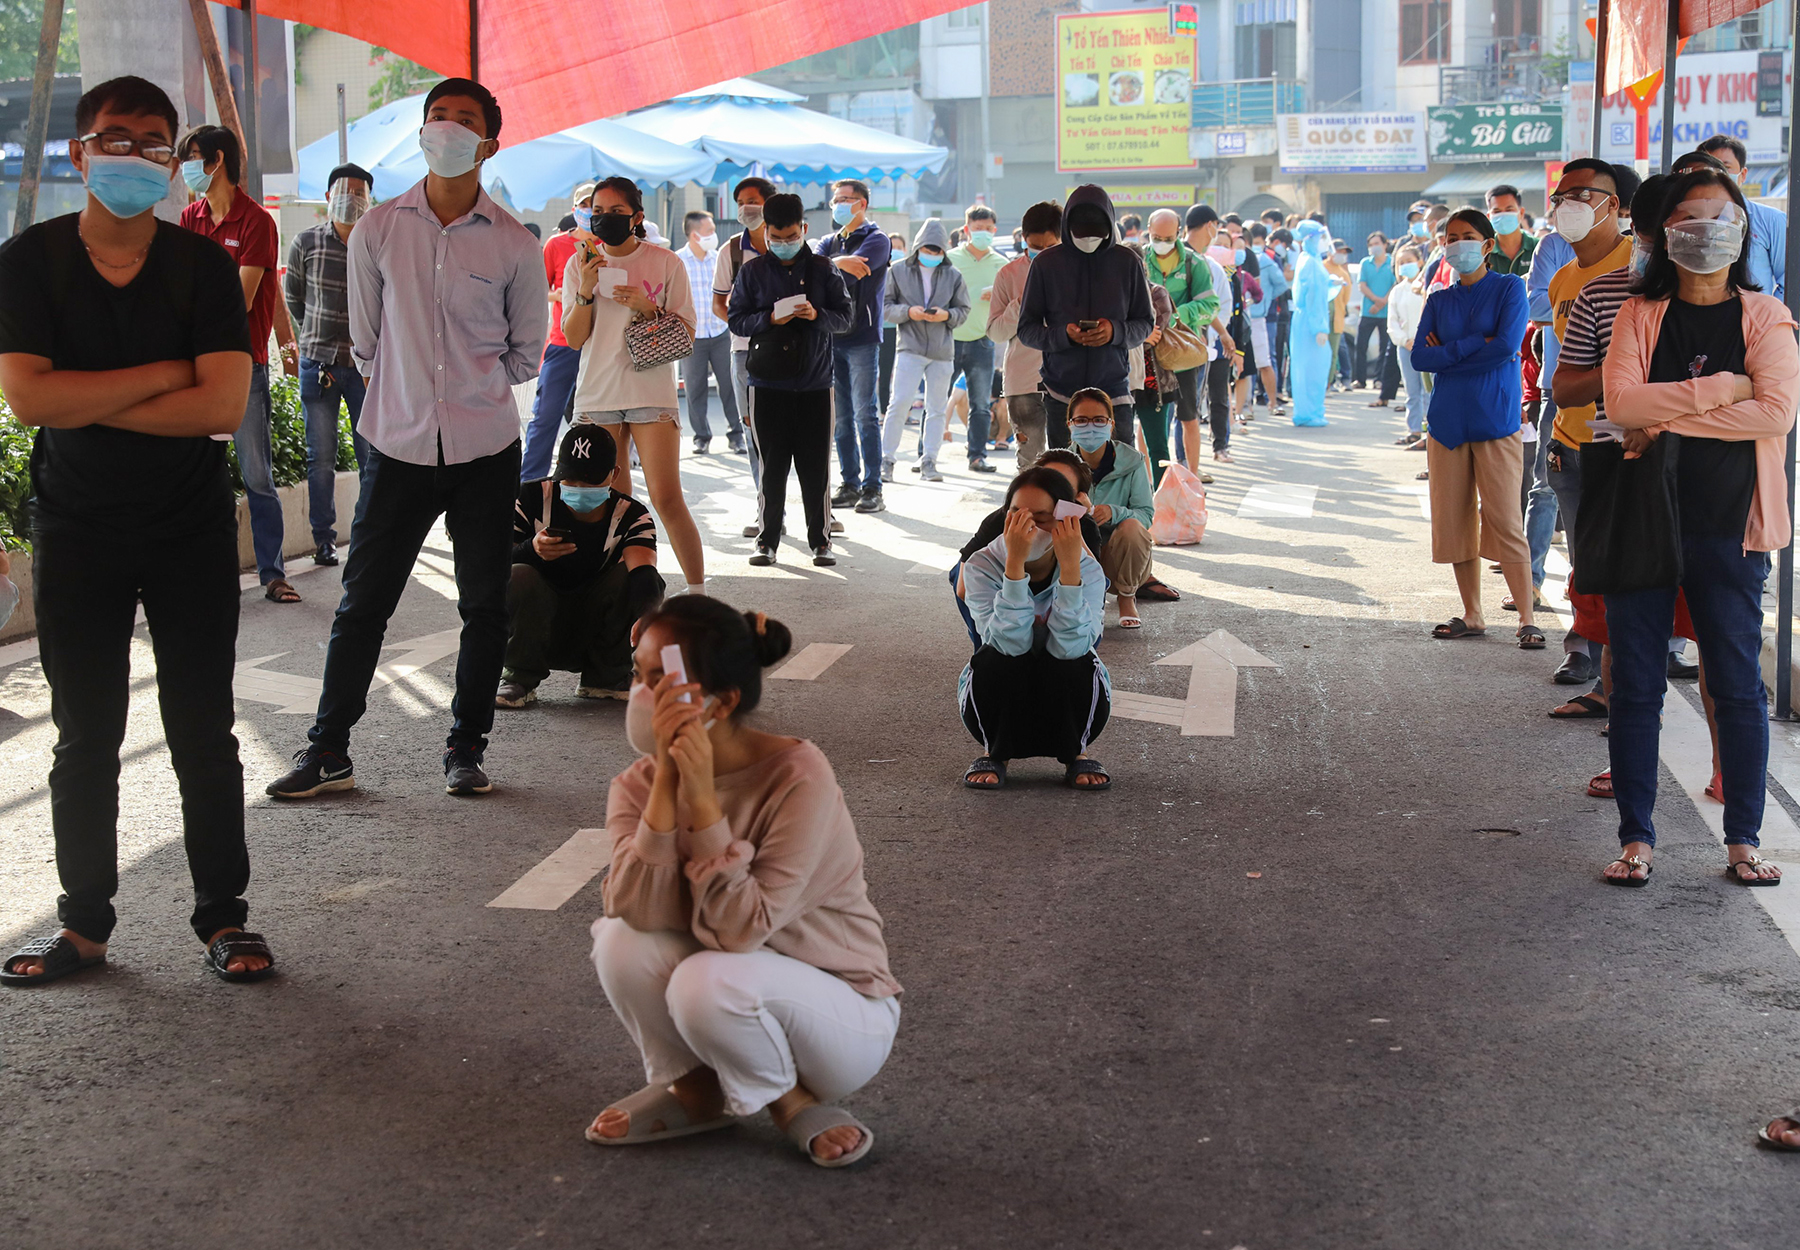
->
[576,685,630,700]
[855,487,885,513]
[692,437,710,454]
[812,545,837,567]
[919,460,943,482]
[266,747,355,799]
[443,747,492,796]
[1200,472,1215,485]
[831,483,861,507]
[727,438,747,454]
[495,681,538,709]
[829,518,845,534]
[970,458,997,474]
[880,460,895,484]
[1214,450,1233,463]
[313,540,339,567]
[748,546,777,566]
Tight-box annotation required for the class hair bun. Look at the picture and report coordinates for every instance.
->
[746,611,792,667]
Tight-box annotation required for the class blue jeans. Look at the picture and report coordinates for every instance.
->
[309,440,522,758]
[953,336,994,462]
[521,343,582,481]
[1527,399,1556,584]
[1545,439,1599,671]
[1605,536,1772,848]
[949,563,980,651]
[235,362,285,584]
[832,340,882,492]
[681,331,742,444]
[300,356,367,547]
[732,349,762,486]
[1396,345,1427,434]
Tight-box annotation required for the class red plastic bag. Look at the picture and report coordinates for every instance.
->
[1150,462,1208,546]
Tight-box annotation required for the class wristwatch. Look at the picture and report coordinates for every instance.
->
[575,291,595,306]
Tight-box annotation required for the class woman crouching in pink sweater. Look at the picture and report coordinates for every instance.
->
[587,596,902,1167]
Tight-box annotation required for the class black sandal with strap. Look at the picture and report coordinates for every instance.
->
[1432,617,1485,640]
[1136,577,1181,603]
[0,934,105,986]
[964,756,1007,790]
[205,930,276,983]
[264,579,301,604]
[1516,624,1547,650]
[1065,759,1111,791]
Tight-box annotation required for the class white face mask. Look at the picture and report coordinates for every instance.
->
[738,205,764,230]
[1071,236,1104,254]
[328,187,368,224]
[697,233,717,252]
[419,120,484,178]
[1027,530,1055,561]
[1551,198,1598,244]
[1150,238,1177,255]
[1666,217,1746,275]
[624,681,718,756]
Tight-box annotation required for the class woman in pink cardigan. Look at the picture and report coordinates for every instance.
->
[1597,167,1798,888]
[586,596,901,1167]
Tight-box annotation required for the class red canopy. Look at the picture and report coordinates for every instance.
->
[210,0,972,145]
[1602,0,1764,94]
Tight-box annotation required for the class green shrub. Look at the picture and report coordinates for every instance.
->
[0,397,31,551]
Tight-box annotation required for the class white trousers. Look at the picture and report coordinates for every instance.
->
[882,351,953,462]
[590,917,902,1118]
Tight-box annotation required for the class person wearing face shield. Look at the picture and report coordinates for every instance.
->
[520,182,597,482]
[1286,221,1337,428]
[1592,167,1800,889]
[0,77,272,985]
[284,162,376,569]
[588,596,901,1168]
[268,78,548,803]
[496,425,663,708]
[1015,185,1155,448]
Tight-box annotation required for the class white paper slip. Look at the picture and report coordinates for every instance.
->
[773,294,807,319]
[592,268,626,294]
[1053,500,1088,521]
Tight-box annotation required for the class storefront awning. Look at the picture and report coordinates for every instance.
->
[1421,164,1548,200]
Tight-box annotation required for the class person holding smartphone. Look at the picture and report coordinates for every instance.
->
[496,425,664,708]
[879,218,969,483]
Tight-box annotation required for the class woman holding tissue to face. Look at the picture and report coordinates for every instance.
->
[960,465,1111,791]
[1065,387,1157,629]
[590,595,901,1168]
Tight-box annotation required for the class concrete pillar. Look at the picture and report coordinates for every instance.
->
[73,0,202,220]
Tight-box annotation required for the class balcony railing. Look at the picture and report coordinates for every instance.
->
[1437,36,1563,105]
[1190,77,1307,129]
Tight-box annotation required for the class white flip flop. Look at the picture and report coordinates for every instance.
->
[584,1084,736,1146]
[783,1103,875,1168]
[1118,615,1142,629]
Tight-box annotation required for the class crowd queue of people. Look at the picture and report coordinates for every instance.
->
[3,74,1799,1160]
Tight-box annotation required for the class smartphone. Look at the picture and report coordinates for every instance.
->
[1077,319,1100,331]
[1053,500,1088,522]
[660,642,694,703]
[541,527,573,541]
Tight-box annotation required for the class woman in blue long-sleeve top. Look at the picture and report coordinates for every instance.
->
[1411,208,1543,651]
[958,467,1111,791]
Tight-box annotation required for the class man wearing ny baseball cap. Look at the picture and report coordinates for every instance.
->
[497,424,665,707]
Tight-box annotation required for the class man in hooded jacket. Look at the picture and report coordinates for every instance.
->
[1016,185,1155,448]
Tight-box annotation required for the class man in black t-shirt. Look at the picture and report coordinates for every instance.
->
[496,425,663,707]
[0,77,273,985]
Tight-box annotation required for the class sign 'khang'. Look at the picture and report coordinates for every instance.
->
[1428,103,1565,163]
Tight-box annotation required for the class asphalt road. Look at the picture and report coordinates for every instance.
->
[4,391,1799,1249]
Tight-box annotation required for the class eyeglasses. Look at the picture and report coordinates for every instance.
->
[1550,187,1613,207]
[79,132,175,165]
[1068,418,1112,429]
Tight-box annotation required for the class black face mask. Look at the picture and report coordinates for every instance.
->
[596,213,636,246]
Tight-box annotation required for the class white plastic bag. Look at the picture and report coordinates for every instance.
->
[1150,462,1208,546]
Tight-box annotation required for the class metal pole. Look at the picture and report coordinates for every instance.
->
[1777,0,1800,720]
[185,0,249,173]
[1591,0,1610,156]
[469,0,480,82]
[1659,0,1679,171]
[11,0,64,236]
[336,83,347,165]
[242,0,261,198]
[979,0,991,209]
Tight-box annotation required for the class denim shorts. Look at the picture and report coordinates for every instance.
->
[576,407,677,425]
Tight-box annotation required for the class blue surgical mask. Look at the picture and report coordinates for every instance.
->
[831,201,856,227]
[1490,211,1520,235]
[1446,239,1488,275]
[768,236,805,260]
[1070,424,1111,451]
[180,158,211,194]
[572,207,593,232]
[83,153,173,220]
[1027,246,1043,259]
[919,251,943,268]
[970,229,994,250]
[560,484,611,512]
[1233,248,1246,265]
[1629,238,1653,279]
[1398,261,1420,279]
[1410,220,1429,238]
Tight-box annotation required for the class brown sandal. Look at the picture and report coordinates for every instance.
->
[264,579,301,604]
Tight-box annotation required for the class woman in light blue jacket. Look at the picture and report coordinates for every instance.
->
[959,467,1111,791]
[880,218,969,482]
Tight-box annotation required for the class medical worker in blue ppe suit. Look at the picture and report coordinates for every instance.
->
[1286,220,1337,428]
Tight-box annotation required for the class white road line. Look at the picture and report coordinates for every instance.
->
[1237,483,1318,519]
[486,827,610,910]
[235,627,463,713]
[770,643,853,681]
[1110,690,1187,727]
[1393,483,1430,519]
[1110,630,1280,737]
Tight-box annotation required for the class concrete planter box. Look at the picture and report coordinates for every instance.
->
[235,470,361,574]
[1,548,33,643]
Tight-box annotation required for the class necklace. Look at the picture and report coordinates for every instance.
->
[79,227,149,270]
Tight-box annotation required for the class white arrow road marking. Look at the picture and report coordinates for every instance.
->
[1393,483,1431,518]
[1111,630,1278,737]
[234,627,464,714]
[488,826,610,910]
[770,643,853,681]
[1237,483,1317,519]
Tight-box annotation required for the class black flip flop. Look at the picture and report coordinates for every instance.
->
[1065,759,1111,791]
[1727,854,1783,887]
[1604,855,1653,887]
[964,756,1006,790]
[1,934,105,986]
[1516,624,1547,650]
[1550,694,1609,719]
[205,930,277,983]
[1136,578,1181,603]
[1432,617,1485,640]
